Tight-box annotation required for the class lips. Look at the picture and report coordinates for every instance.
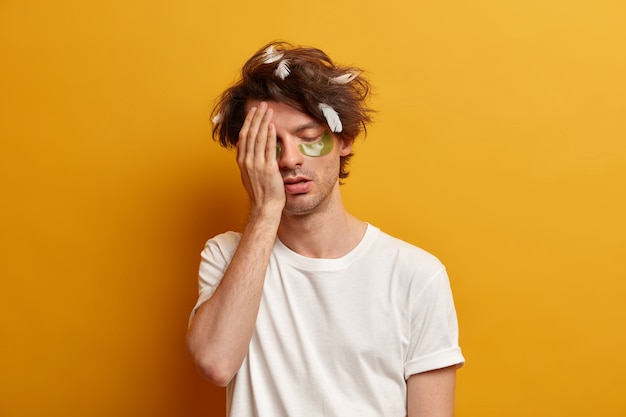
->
[283,176,312,194]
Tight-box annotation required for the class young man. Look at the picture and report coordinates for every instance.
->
[187,42,464,417]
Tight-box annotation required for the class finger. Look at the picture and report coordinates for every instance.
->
[255,107,273,160]
[266,122,277,161]
[238,106,257,162]
[246,102,268,157]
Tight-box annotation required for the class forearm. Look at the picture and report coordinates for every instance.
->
[186,209,280,386]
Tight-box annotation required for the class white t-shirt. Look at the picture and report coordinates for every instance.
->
[192,224,464,417]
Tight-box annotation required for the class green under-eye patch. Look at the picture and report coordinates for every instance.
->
[276,131,334,158]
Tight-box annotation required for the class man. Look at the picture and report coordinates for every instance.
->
[187,41,464,417]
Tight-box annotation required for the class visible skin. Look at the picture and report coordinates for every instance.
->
[407,366,457,417]
[185,100,457,416]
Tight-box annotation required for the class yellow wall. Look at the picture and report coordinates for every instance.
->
[1,1,625,416]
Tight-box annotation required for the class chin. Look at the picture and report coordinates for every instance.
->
[283,200,318,216]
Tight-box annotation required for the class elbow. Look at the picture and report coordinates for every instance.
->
[186,334,236,387]
[195,357,236,387]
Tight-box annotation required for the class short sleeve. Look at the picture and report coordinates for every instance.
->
[404,267,465,379]
[188,231,241,326]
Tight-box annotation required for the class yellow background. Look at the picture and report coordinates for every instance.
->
[1,0,625,416]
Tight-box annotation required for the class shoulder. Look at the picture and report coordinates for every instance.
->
[206,231,241,247]
[368,225,445,278]
[202,231,242,259]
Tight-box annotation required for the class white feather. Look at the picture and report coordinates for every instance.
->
[262,45,284,64]
[212,113,222,124]
[330,71,360,84]
[274,59,291,80]
[318,103,343,133]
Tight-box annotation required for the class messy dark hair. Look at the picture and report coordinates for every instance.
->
[210,41,373,179]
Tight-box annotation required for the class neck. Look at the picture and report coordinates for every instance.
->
[277,190,366,259]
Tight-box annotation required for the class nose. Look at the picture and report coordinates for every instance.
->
[277,137,303,170]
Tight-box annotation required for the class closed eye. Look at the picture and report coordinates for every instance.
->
[300,134,324,143]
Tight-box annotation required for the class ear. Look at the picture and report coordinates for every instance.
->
[337,137,354,157]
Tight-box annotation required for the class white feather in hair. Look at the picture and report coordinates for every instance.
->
[262,45,284,64]
[330,71,360,84]
[274,59,291,80]
[318,103,343,133]
[212,113,222,124]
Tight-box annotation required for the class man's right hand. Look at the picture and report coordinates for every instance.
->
[237,102,286,217]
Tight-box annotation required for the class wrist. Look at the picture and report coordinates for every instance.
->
[247,204,283,226]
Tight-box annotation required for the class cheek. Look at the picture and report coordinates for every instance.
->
[320,155,342,179]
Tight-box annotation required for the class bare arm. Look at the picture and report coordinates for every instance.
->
[407,366,457,417]
[186,102,284,386]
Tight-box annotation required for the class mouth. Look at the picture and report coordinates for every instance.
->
[283,176,312,194]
